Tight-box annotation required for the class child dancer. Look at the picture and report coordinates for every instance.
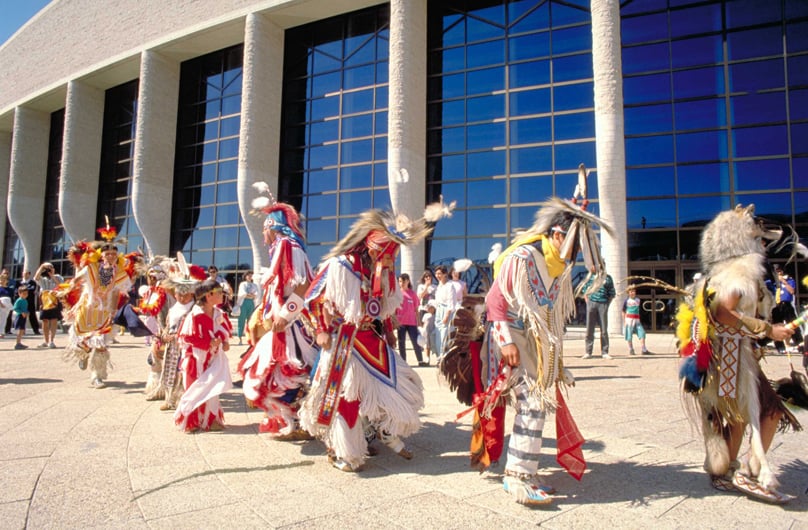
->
[622,286,648,355]
[174,279,232,432]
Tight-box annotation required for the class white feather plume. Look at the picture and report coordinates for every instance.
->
[424,194,456,223]
[488,242,503,264]
[453,258,473,273]
[251,196,271,211]
[252,181,270,194]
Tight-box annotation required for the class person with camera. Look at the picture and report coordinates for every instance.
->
[35,262,64,349]
[771,264,802,354]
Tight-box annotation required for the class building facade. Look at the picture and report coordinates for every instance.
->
[0,0,806,333]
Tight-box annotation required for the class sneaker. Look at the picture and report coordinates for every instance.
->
[641,349,651,355]
[602,353,612,360]
[38,342,48,348]
[329,455,359,472]
[629,348,636,356]
[91,378,106,389]
[581,353,593,359]
[14,343,28,350]
[503,476,553,506]
[49,342,56,349]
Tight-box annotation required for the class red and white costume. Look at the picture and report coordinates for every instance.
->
[238,235,317,435]
[174,305,233,432]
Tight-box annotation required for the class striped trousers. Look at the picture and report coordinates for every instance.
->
[505,369,546,476]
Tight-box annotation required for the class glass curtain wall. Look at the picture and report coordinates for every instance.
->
[279,6,391,265]
[426,0,594,266]
[41,109,69,276]
[171,45,247,288]
[622,0,808,287]
[97,79,140,253]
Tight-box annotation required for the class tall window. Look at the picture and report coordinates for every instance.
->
[172,45,246,287]
[622,0,808,266]
[1,222,23,279]
[41,109,69,276]
[97,80,140,253]
[427,0,594,264]
[279,6,391,265]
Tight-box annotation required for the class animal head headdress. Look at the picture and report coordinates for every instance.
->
[324,195,456,262]
[250,182,306,249]
[699,204,805,274]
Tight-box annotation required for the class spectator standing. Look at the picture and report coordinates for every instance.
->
[416,270,436,359]
[396,273,425,365]
[235,270,259,345]
[0,273,13,339]
[622,286,648,355]
[450,267,468,300]
[20,271,40,335]
[35,262,64,348]
[12,286,29,350]
[771,265,801,354]
[433,265,459,360]
[207,266,234,315]
[579,267,616,359]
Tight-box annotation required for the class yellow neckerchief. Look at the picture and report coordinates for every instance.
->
[493,234,565,279]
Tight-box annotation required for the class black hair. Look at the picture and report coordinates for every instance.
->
[435,265,448,274]
[195,278,221,303]
[100,243,118,252]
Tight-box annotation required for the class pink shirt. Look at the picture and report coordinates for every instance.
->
[396,288,420,326]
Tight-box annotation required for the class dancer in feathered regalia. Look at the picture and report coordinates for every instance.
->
[62,222,142,389]
[140,262,173,400]
[174,278,233,433]
[238,183,318,439]
[144,255,206,409]
[478,193,609,506]
[676,204,802,504]
[300,198,454,472]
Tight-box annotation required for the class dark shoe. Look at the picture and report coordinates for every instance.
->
[78,358,88,370]
[418,362,429,367]
[14,343,27,350]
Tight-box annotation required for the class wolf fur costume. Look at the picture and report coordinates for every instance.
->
[677,204,801,504]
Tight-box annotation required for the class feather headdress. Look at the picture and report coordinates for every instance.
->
[250,181,306,248]
[160,252,206,295]
[323,195,456,261]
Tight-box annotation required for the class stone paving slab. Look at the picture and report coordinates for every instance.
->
[0,330,805,528]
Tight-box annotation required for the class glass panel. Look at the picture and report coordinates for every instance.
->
[727,27,782,60]
[730,92,786,126]
[733,125,788,158]
[625,103,672,135]
[552,53,592,83]
[729,59,785,92]
[678,196,725,227]
[675,130,728,163]
[467,39,505,68]
[627,166,675,198]
[671,35,723,69]
[673,66,724,99]
[554,112,595,140]
[509,88,550,116]
[468,207,505,235]
[468,179,505,206]
[624,73,671,104]
[626,135,674,165]
[467,150,506,178]
[510,175,553,203]
[675,98,726,130]
[734,159,790,191]
[669,4,722,37]
[467,67,505,94]
[678,163,729,195]
[628,230,678,261]
[627,199,676,229]
[621,12,667,45]
[623,42,670,75]
[510,116,551,145]
[510,145,552,174]
[509,60,550,88]
[467,122,506,150]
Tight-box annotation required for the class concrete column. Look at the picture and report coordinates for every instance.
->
[60,80,104,244]
[132,50,180,258]
[8,107,49,272]
[388,0,428,279]
[0,131,11,260]
[238,13,284,270]
[591,0,627,334]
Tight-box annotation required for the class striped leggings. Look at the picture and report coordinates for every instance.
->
[505,371,546,476]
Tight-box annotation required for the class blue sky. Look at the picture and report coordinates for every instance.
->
[0,0,52,46]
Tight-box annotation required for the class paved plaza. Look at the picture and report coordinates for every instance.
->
[0,330,806,529]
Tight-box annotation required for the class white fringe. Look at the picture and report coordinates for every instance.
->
[322,258,364,324]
